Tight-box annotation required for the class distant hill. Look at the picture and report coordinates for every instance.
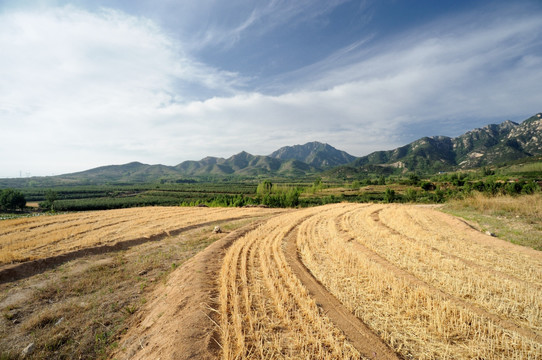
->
[173,142,352,177]
[269,142,356,168]
[0,142,345,186]
[331,113,542,177]
[62,162,181,183]
[174,151,317,177]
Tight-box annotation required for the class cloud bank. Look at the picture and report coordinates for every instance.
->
[1,3,541,177]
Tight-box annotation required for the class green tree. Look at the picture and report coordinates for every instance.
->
[421,181,435,191]
[46,189,58,210]
[405,188,418,202]
[433,189,446,203]
[310,177,324,193]
[40,189,59,211]
[408,173,420,186]
[384,188,395,203]
[505,181,523,196]
[0,189,26,211]
[284,188,300,207]
[522,180,539,194]
[351,180,361,190]
[256,180,273,196]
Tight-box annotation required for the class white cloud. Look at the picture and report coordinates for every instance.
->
[155,5,542,160]
[272,5,542,134]
[181,0,353,50]
[0,6,244,176]
[1,3,541,178]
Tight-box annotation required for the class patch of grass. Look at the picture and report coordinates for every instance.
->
[22,311,59,331]
[0,352,16,360]
[124,305,137,315]
[443,193,542,250]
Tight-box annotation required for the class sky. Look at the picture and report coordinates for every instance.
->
[1,0,542,178]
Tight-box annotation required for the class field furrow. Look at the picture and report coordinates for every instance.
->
[341,205,542,334]
[382,206,542,285]
[218,207,362,359]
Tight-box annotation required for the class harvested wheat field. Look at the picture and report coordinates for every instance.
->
[0,206,283,358]
[0,206,281,265]
[112,203,542,360]
[1,204,541,359]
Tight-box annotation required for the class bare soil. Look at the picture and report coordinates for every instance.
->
[112,204,542,358]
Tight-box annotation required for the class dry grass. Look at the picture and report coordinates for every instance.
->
[218,206,362,359]
[4,203,541,358]
[444,193,542,250]
[447,193,542,219]
[0,207,281,264]
[216,203,542,358]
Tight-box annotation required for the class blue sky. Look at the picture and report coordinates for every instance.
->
[1,0,541,177]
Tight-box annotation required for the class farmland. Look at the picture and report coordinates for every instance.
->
[0,207,283,358]
[0,206,281,265]
[1,204,541,359]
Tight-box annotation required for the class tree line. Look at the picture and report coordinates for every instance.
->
[0,189,26,211]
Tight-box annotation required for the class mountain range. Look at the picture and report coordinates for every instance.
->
[337,113,542,177]
[2,113,541,186]
[61,142,355,183]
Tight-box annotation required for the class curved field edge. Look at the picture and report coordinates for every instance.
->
[442,193,542,251]
[283,219,399,359]
[4,204,540,359]
[217,206,362,359]
[0,206,283,265]
[111,221,267,360]
[117,203,541,359]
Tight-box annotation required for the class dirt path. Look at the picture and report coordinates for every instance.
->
[111,221,264,360]
[284,226,400,360]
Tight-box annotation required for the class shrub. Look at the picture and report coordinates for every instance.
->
[421,182,435,191]
[351,180,361,190]
[505,181,523,196]
[408,174,421,186]
[522,180,539,194]
[384,188,395,203]
[405,188,418,202]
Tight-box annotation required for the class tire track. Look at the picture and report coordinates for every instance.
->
[218,208,363,359]
[284,223,399,360]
